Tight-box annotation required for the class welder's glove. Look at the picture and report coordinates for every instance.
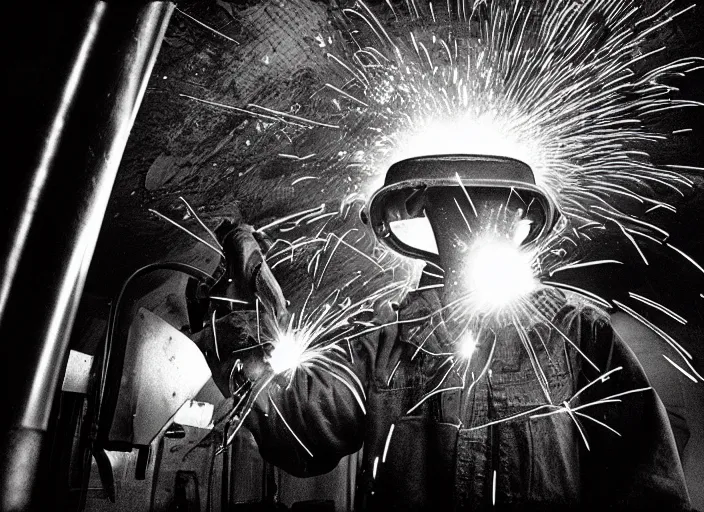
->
[190,223,289,397]
[217,224,288,324]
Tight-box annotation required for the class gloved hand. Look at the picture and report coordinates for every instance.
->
[217,223,267,304]
[189,222,289,397]
[210,223,288,323]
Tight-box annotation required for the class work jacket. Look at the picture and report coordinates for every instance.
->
[241,288,691,511]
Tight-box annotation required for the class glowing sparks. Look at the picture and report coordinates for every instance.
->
[266,329,313,374]
[284,0,701,252]
[662,354,698,384]
[463,236,537,314]
[459,330,478,359]
[268,394,314,457]
[382,424,395,462]
[192,0,704,461]
[492,470,497,506]
[628,292,687,325]
[148,208,225,259]
[258,223,412,382]
[388,115,545,184]
[174,7,239,44]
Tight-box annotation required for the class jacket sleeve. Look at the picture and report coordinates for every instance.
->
[244,349,367,477]
[243,306,399,477]
[191,298,401,477]
[579,311,691,510]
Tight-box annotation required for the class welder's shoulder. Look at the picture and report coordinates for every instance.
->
[550,291,612,330]
[550,296,630,373]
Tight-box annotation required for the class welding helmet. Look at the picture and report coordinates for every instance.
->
[363,154,560,262]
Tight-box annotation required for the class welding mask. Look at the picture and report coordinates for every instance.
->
[362,154,561,263]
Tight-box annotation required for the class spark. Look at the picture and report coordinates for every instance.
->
[179,196,223,250]
[628,292,687,325]
[492,470,497,506]
[613,300,703,383]
[667,243,704,276]
[387,360,402,385]
[324,83,370,106]
[573,411,621,438]
[179,94,288,124]
[613,299,693,361]
[548,259,623,277]
[662,354,698,384]
[541,281,611,310]
[454,198,476,233]
[212,311,221,361]
[617,222,649,266]
[148,208,225,259]
[248,103,340,129]
[279,154,317,161]
[306,212,339,224]
[463,235,537,314]
[455,172,478,217]
[268,394,314,457]
[209,296,250,305]
[175,7,239,44]
[291,176,320,185]
[665,164,704,172]
[382,424,395,462]
[257,204,326,232]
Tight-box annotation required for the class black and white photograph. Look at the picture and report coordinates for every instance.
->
[3,0,704,510]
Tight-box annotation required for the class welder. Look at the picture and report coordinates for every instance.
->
[191,155,691,510]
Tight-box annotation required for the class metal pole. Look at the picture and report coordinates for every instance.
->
[0,2,174,510]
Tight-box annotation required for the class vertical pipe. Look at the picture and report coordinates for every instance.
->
[0,2,174,510]
[0,2,107,324]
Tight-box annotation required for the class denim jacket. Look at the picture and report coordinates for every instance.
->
[245,289,691,511]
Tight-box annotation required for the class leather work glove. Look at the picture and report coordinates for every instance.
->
[215,224,288,323]
[190,223,289,397]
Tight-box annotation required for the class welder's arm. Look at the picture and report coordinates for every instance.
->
[189,222,397,476]
[580,316,691,510]
[244,349,370,477]
[189,223,285,395]
[243,301,401,477]
[192,307,371,477]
